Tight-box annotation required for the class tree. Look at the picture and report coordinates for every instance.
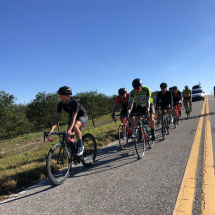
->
[0,91,32,139]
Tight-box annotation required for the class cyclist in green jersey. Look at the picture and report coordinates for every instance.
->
[127,78,156,140]
[183,86,192,112]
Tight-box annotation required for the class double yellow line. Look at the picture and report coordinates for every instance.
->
[173,96,215,215]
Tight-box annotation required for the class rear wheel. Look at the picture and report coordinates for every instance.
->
[81,133,97,167]
[134,126,145,158]
[46,142,72,185]
[118,124,128,150]
[161,117,166,140]
[173,111,177,128]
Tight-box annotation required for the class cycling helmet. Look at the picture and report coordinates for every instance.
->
[169,87,173,91]
[185,85,189,89]
[160,82,167,89]
[172,86,178,90]
[58,86,72,95]
[132,78,142,88]
[118,88,127,95]
[155,91,159,94]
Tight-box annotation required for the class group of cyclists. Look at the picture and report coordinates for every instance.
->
[47,79,192,157]
[112,79,192,140]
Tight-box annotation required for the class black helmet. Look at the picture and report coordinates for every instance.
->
[160,82,167,89]
[169,87,173,91]
[58,86,72,95]
[118,88,127,95]
[132,78,142,88]
[172,86,178,90]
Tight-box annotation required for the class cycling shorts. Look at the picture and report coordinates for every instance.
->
[134,103,155,115]
[68,113,88,128]
[184,97,191,101]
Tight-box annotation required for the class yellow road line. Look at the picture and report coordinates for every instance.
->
[201,96,215,214]
[173,98,206,215]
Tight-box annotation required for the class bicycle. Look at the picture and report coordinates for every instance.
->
[113,115,132,150]
[155,108,161,127]
[44,131,97,185]
[129,112,154,159]
[184,99,191,119]
[172,103,180,128]
[160,108,171,140]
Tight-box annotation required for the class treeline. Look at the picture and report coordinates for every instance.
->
[0,90,117,140]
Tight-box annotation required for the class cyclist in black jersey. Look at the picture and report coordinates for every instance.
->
[156,83,173,123]
[48,86,88,156]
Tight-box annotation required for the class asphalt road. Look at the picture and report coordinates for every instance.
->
[0,95,215,215]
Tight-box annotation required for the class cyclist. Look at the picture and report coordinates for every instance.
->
[127,78,156,140]
[156,82,173,125]
[112,88,135,123]
[183,86,192,113]
[172,86,183,117]
[48,86,88,156]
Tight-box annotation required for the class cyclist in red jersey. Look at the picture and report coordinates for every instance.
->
[112,88,135,123]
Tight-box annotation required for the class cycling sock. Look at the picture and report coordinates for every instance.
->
[78,139,83,147]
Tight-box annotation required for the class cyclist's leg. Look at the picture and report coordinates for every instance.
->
[130,105,140,137]
[189,98,192,111]
[148,103,156,140]
[120,109,127,123]
[75,115,88,155]
[178,103,181,117]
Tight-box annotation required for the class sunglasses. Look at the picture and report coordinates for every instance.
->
[161,87,166,89]
[134,87,141,90]
[59,95,67,99]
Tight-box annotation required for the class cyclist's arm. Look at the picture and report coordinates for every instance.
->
[170,91,173,107]
[146,97,150,111]
[48,113,61,134]
[113,103,120,114]
[127,100,133,114]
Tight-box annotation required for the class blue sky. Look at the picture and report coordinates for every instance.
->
[0,0,215,104]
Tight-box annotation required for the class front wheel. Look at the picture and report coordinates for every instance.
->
[134,126,145,158]
[81,133,97,167]
[118,124,128,150]
[46,142,72,185]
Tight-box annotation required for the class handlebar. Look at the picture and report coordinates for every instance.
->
[44,132,75,143]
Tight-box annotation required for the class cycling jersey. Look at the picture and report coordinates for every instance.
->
[172,90,182,104]
[183,89,191,98]
[129,86,153,107]
[57,97,88,126]
[116,93,131,109]
[156,91,173,109]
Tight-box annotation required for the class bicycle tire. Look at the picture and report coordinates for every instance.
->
[46,142,72,185]
[164,115,169,135]
[174,111,177,128]
[81,133,97,167]
[146,127,154,149]
[118,124,128,150]
[134,126,145,158]
[161,117,166,140]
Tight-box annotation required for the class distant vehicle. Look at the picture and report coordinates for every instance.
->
[192,87,205,101]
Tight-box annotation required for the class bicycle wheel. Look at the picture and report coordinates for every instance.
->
[146,126,154,149]
[118,124,128,150]
[165,115,169,135]
[134,126,145,158]
[81,133,97,167]
[46,142,72,185]
[173,111,177,128]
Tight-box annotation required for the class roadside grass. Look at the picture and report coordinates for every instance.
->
[0,113,121,201]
